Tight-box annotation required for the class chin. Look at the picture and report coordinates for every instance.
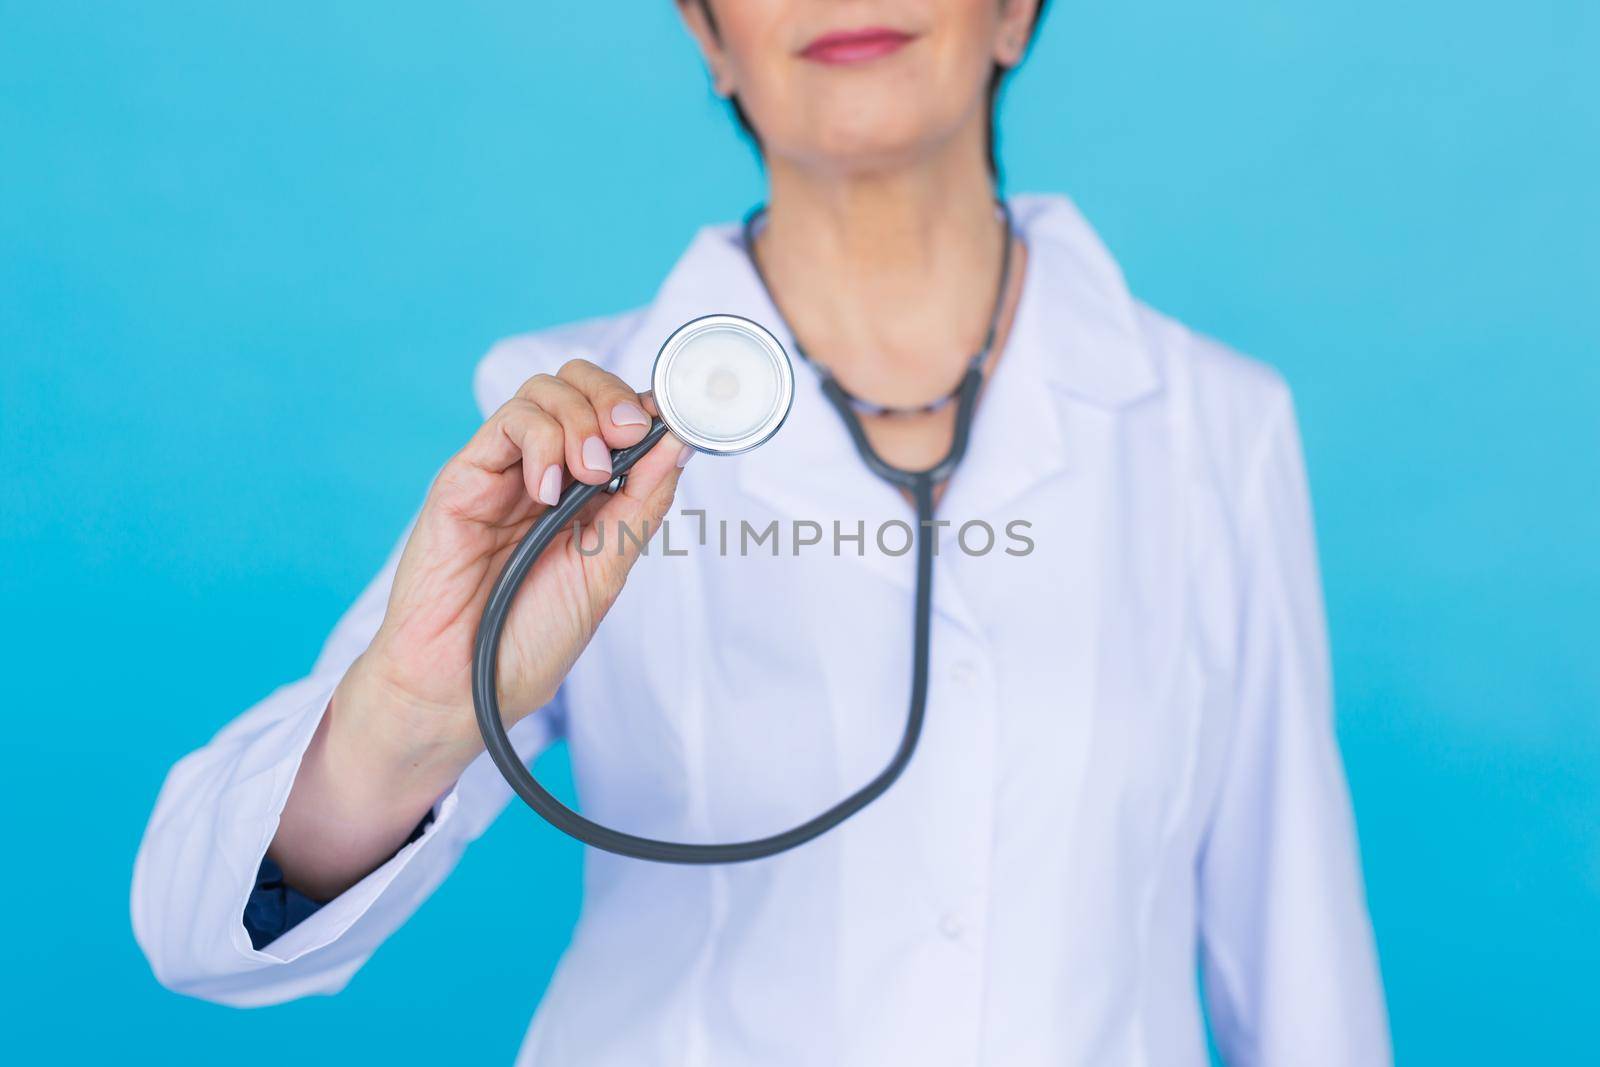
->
[790,108,960,177]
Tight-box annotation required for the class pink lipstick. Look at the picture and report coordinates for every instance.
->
[800,27,915,65]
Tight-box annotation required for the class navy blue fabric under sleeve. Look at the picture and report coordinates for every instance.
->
[243,810,435,950]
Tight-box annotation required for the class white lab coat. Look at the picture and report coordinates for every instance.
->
[131,195,1390,1065]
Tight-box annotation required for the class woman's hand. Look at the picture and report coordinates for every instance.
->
[358,359,689,766]
[271,360,690,899]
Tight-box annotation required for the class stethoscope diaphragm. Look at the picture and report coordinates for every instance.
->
[651,314,794,456]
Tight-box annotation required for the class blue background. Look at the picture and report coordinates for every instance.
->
[3,2,1596,1063]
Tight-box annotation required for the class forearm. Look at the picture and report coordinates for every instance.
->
[268,655,478,900]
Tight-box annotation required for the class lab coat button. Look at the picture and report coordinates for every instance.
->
[938,913,964,940]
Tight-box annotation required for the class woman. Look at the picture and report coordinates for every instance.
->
[132,1,1390,1063]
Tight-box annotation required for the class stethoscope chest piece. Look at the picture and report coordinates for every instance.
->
[651,314,794,456]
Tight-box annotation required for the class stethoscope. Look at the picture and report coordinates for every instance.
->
[473,203,1017,864]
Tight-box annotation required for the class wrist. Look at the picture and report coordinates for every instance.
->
[326,653,480,807]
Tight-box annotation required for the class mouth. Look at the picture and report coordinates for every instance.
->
[798,27,916,65]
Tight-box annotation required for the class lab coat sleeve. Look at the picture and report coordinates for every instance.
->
[130,520,565,1006]
[1196,393,1392,1065]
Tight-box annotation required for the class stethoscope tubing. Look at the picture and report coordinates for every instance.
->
[472,417,943,864]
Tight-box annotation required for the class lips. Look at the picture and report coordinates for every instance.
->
[799,27,915,65]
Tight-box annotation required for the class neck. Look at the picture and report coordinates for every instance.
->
[754,121,1014,406]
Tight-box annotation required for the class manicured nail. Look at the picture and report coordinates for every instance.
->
[537,464,561,506]
[611,401,648,428]
[676,444,695,468]
[582,436,612,475]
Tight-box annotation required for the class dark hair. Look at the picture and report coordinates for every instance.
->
[697,0,1050,179]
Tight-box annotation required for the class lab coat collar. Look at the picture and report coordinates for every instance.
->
[1004,193,1162,408]
[614,194,1161,610]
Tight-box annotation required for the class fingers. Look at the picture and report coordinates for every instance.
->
[510,361,653,487]
[454,397,567,508]
[446,360,667,522]
[556,360,654,445]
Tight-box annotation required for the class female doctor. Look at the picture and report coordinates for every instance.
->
[131,1,1390,1063]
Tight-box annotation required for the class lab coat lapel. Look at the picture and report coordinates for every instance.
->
[922,194,1164,526]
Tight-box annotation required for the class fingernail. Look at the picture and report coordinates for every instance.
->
[611,401,648,428]
[676,444,695,468]
[537,464,561,506]
[582,436,612,474]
